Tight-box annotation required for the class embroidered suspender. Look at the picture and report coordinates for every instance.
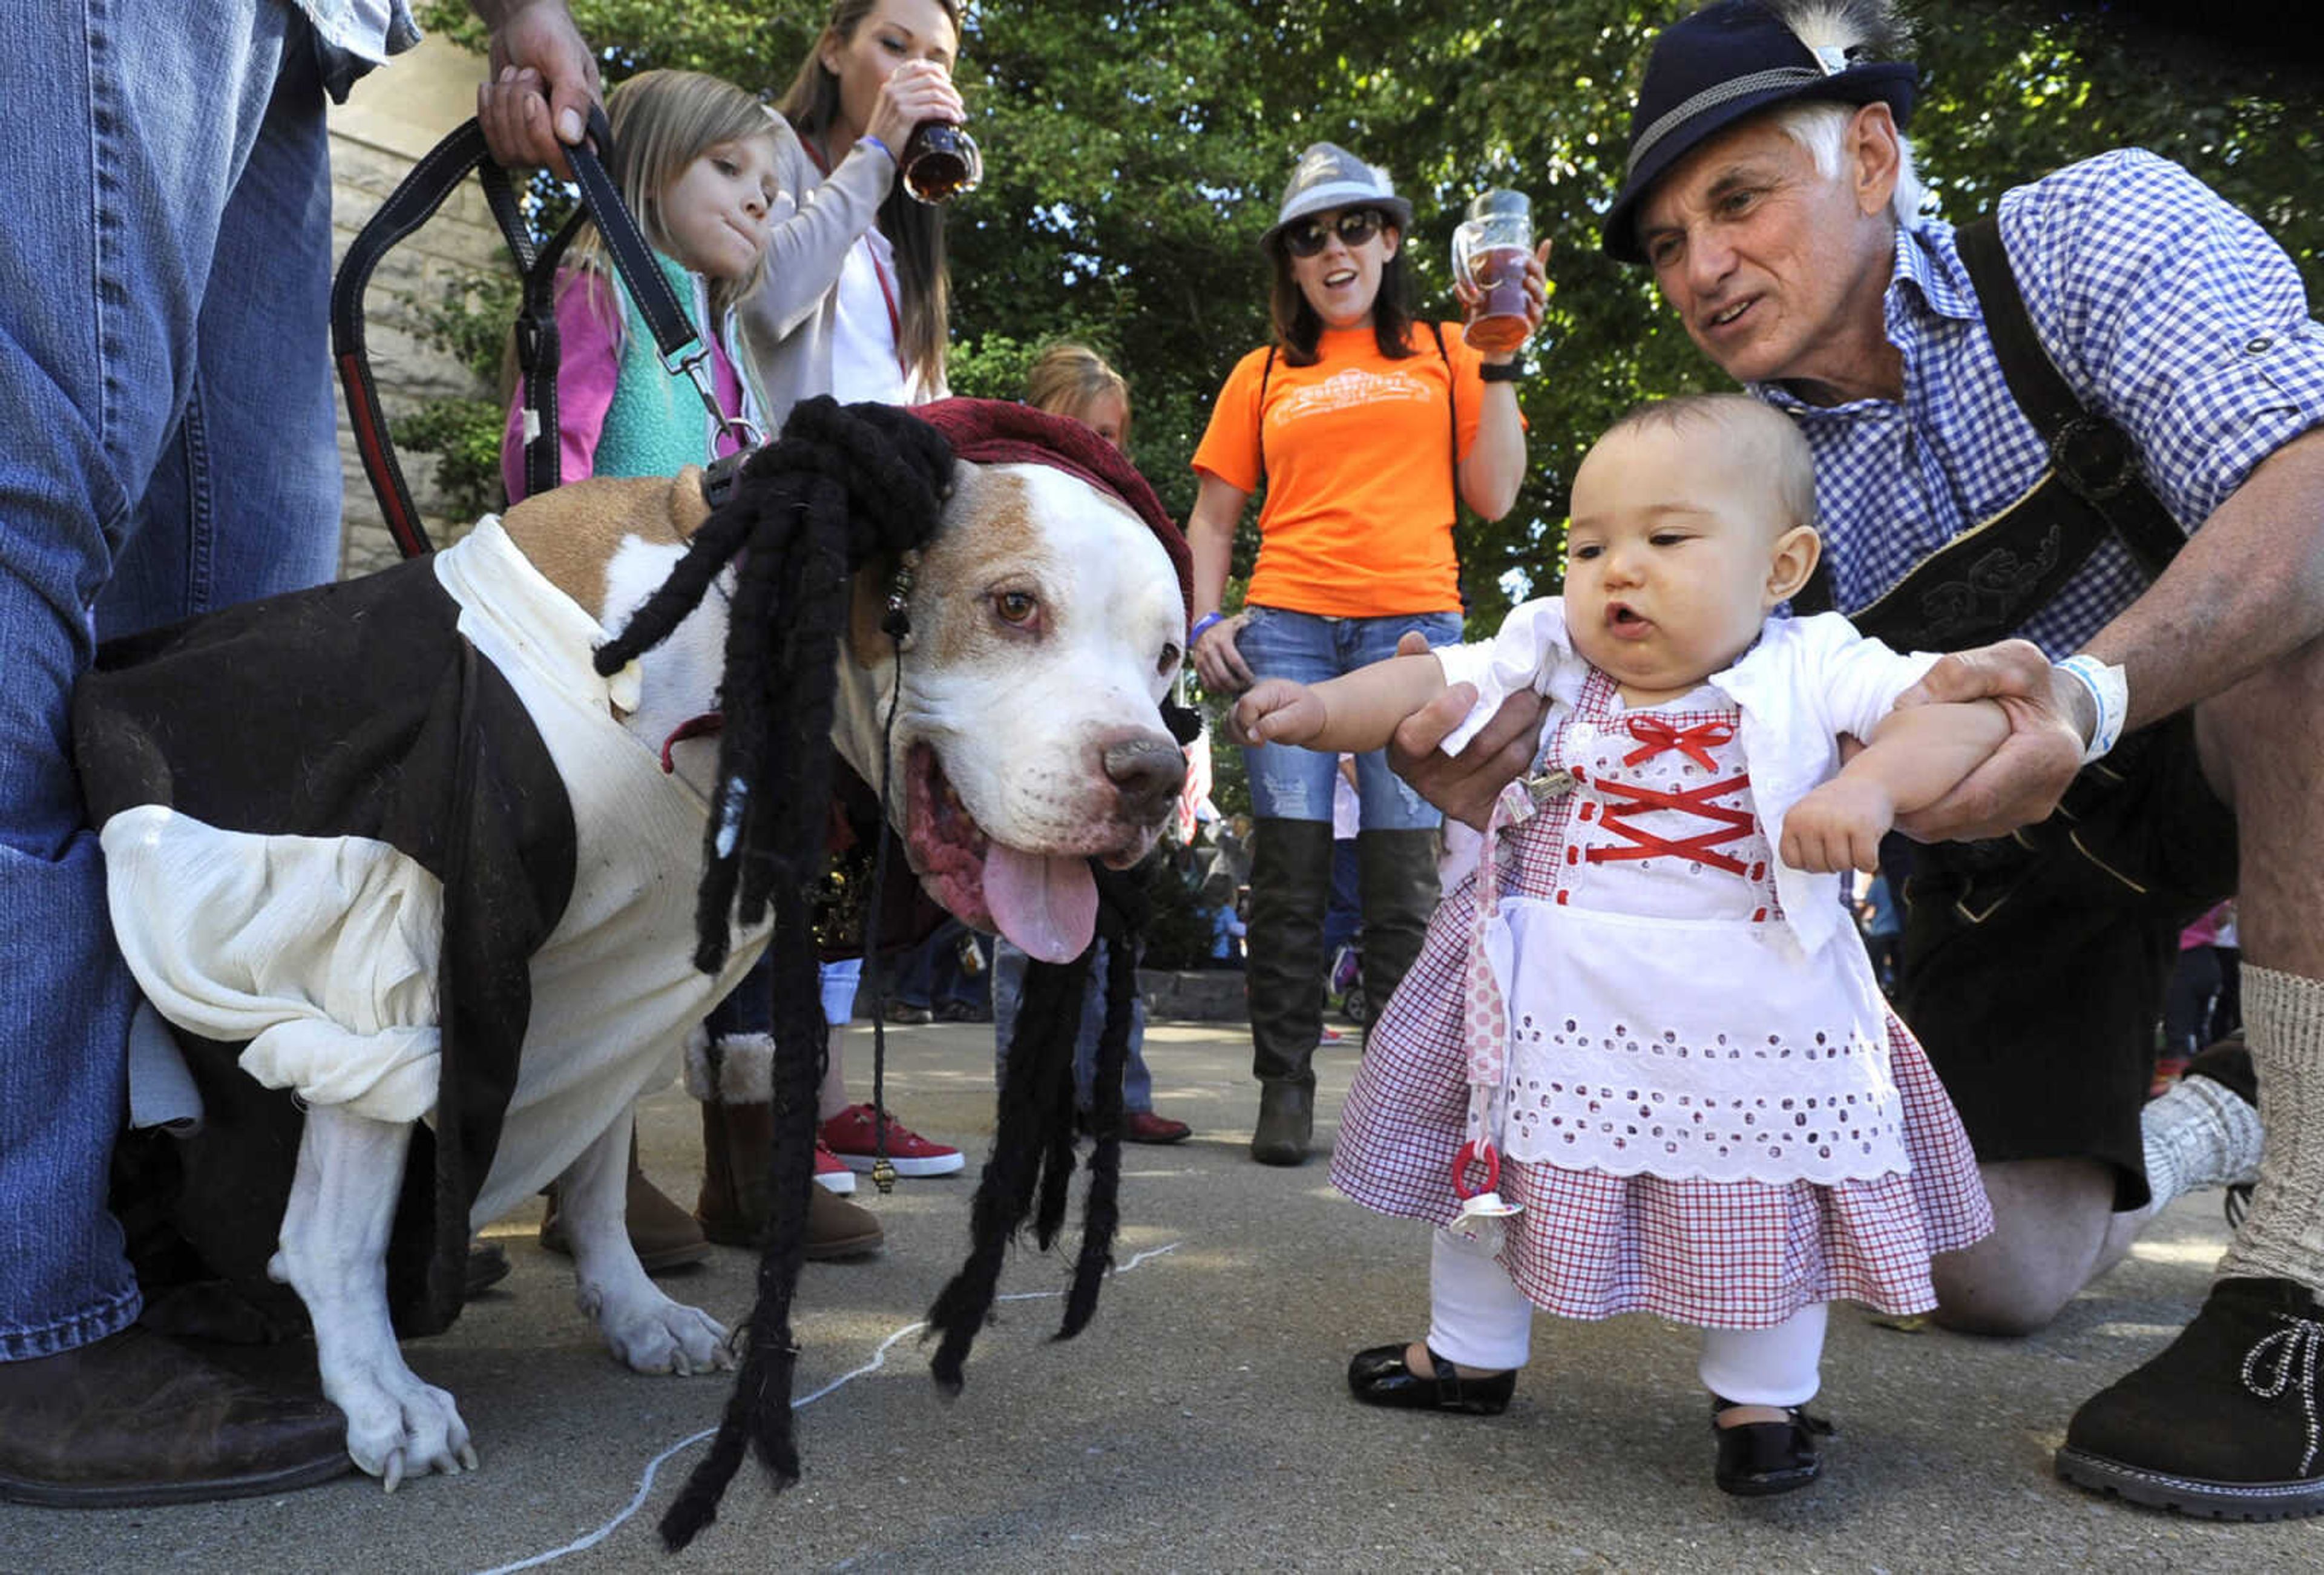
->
[1791,216,2185,651]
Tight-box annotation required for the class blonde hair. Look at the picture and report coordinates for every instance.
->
[1025,343,1131,446]
[1603,393,1819,534]
[574,69,776,320]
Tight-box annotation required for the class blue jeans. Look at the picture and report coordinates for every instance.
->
[0,1,341,1360]
[990,938,1154,1114]
[1232,605,1463,827]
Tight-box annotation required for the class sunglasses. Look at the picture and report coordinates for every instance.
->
[1282,208,1385,258]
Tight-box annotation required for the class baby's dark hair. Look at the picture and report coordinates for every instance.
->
[1602,393,1819,534]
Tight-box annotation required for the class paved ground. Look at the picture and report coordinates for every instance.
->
[5,1017,2319,1574]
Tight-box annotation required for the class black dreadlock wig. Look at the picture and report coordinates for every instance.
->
[643,400,1186,1552]
[605,397,945,1549]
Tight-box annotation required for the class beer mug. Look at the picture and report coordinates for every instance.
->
[1451,189,1534,353]
[900,119,983,205]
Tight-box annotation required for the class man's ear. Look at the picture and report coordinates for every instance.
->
[1848,101,1902,220]
[1766,524,1822,604]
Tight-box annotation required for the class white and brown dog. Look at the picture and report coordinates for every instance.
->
[76,400,1191,1490]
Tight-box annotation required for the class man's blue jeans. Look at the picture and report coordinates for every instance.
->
[1232,605,1463,828]
[0,1,342,1360]
[991,938,1154,1115]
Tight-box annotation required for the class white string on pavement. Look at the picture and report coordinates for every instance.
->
[474,1241,1183,1574]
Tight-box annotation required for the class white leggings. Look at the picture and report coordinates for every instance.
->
[1425,1228,1828,1407]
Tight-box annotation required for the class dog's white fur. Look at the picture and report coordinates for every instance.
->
[241,461,1184,1488]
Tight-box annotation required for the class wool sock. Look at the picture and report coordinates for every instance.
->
[2141,1064,2263,1209]
[2218,967,2324,1289]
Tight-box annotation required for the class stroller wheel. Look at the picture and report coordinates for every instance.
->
[1341,982,1371,1028]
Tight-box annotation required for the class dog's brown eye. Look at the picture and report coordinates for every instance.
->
[1158,644,1182,675]
[994,590,1038,625]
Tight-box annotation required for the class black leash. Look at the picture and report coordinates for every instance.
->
[329,108,751,559]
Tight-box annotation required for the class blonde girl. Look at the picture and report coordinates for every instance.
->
[500,68,776,504]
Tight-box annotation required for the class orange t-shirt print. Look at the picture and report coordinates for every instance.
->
[1191,322,1495,619]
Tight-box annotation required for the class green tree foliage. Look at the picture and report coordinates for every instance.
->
[404,1,2319,633]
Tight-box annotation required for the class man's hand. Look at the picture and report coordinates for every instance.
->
[1889,638,2083,841]
[1232,679,1325,748]
[1781,776,1894,873]
[474,1,601,177]
[1382,630,1539,830]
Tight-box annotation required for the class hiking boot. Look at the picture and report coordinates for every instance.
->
[2057,1276,2324,1519]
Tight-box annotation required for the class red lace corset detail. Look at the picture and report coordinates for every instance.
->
[1590,717,1751,876]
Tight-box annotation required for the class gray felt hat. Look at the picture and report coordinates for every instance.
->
[1259,142,1414,252]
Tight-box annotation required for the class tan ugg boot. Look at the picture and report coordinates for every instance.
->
[690,1031,883,1256]
[538,1128,711,1272]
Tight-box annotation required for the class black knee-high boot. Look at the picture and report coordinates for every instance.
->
[1245,817,1335,1164]
[1357,827,1442,1030]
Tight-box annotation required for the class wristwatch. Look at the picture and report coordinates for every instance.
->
[1479,358,1526,383]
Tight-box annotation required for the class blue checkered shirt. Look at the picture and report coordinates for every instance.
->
[1758,150,2324,658]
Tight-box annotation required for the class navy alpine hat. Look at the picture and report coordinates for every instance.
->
[1602,0,1918,265]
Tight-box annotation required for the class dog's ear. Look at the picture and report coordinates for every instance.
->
[845,554,896,669]
[668,467,712,542]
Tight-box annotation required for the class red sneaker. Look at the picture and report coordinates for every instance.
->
[813,1139,857,1195]
[819,1103,965,1177]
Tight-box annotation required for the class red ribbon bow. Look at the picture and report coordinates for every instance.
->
[1623,716,1735,771]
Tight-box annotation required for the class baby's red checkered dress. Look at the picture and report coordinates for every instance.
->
[1331,671,1991,1329]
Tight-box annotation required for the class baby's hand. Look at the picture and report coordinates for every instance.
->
[1233,680,1328,747]
[1780,777,1896,874]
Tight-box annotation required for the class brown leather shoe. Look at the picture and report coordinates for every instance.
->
[540,1136,711,1273]
[1121,1110,1192,1144]
[0,1326,349,1507]
[804,1186,884,1260]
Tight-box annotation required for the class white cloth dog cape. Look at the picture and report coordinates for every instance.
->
[78,520,769,1335]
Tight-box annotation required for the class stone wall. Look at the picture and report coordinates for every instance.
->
[325,34,507,579]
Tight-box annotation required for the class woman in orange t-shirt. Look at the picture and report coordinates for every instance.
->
[1186,141,1546,1166]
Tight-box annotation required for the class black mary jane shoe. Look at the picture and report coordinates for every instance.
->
[1712,1396,1836,1498]
[1347,1343,1515,1416]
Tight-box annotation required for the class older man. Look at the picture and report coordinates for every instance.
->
[1397,0,2324,1519]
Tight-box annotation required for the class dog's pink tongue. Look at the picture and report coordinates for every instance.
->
[983,845,1096,964]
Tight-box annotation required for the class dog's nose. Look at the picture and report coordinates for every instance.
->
[1100,732,1186,819]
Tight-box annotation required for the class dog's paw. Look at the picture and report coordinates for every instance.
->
[595,1291,735,1376]
[331,1366,479,1493]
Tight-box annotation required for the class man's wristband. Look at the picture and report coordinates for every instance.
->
[2055,654,2129,765]
[1190,611,1227,648]
[1479,358,1526,383]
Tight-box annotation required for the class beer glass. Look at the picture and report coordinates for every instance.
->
[1452,189,1533,353]
[900,119,982,205]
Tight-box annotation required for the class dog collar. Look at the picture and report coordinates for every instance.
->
[660,711,724,774]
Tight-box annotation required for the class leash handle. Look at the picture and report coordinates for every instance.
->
[332,119,534,559]
[332,108,729,558]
